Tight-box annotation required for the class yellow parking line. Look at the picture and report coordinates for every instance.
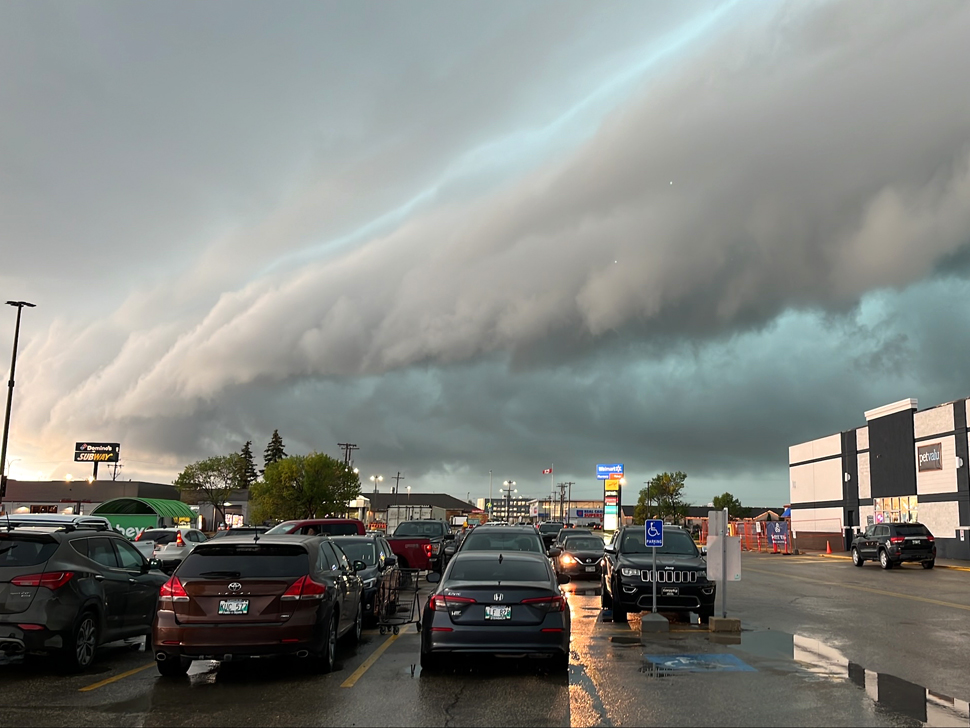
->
[78,662,155,692]
[746,567,970,612]
[340,634,399,688]
[814,553,970,572]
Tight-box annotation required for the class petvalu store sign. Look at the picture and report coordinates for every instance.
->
[74,442,121,463]
[917,442,943,472]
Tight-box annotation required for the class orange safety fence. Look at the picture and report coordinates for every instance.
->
[695,518,793,553]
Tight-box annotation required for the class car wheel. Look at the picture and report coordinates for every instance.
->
[879,549,893,570]
[921,560,935,569]
[698,607,714,625]
[550,651,569,673]
[156,654,191,677]
[613,606,628,623]
[346,599,363,645]
[600,576,613,609]
[851,548,864,567]
[59,610,98,673]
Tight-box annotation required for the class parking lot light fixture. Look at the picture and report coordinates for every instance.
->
[370,474,384,493]
[0,300,35,504]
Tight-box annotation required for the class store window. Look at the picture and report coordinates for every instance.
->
[29,505,57,514]
[873,496,918,524]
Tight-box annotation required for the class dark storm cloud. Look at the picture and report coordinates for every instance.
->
[5,2,970,495]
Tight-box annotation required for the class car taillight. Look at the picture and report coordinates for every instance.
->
[429,594,476,611]
[281,575,327,601]
[424,542,434,559]
[11,572,74,590]
[889,537,905,545]
[521,595,567,612]
[159,576,189,602]
[135,532,143,542]
[927,535,935,542]
[175,531,185,548]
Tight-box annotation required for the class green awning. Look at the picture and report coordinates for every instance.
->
[92,497,197,520]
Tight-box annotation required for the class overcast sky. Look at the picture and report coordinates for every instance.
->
[2,1,970,508]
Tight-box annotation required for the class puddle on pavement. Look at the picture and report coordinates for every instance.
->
[701,629,970,726]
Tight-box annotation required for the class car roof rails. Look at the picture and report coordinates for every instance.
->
[1,514,111,533]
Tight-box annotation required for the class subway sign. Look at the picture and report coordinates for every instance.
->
[74,442,120,463]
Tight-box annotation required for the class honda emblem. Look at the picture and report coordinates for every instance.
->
[493,593,504,601]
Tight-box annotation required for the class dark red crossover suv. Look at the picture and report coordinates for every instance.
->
[152,535,365,676]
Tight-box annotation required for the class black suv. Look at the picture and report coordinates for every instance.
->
[538,522,564,550]
[0,516,168,671]
[850,522,936,569]
[601,525,715,623]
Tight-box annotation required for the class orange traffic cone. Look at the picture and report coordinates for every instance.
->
[773,541,778,554]
[826,541,832,554]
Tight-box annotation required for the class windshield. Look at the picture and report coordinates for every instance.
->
[620,530,698,556]
[539,523,563,534]
[460,531,543,553]
[563,537,604,551]
[446,557,549,583]
[179,544,309,578]
[333,540,376,565]
[393,522,446,537]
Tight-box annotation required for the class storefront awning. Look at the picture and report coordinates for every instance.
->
[92,497,197,520]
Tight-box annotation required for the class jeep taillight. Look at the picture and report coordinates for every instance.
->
[11,572,74,590]
[159,576,189,602]
[889,537,904,545]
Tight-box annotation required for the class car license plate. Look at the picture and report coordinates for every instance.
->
[485,605,511,620]
[585,566,597,572]
[661,587,679,596]
[911,539,922,545]
[218,599,249,615]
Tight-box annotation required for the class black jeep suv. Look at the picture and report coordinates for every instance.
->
[1,516,168,671]
[850,522,936,569]
[602,525,715,623]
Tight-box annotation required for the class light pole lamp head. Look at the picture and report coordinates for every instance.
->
[5,301,36,308]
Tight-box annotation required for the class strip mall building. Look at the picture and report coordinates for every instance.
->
[789,398,970,560]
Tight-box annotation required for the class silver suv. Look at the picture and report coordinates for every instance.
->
[135,528,208,574]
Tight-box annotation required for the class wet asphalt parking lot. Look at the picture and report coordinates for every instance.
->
[1,551,968,727]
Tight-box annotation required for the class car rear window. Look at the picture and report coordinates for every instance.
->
[539,523,563,534]
[139,531,176,544]
[447,558,549,583]
[460,531,542,553]
[895,524,930,536]
[0,536,59,567]
[178,544,310,578]
[563,537,604,551]
[393,522,446,537]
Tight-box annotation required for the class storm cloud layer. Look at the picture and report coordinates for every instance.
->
[3,1,970,503]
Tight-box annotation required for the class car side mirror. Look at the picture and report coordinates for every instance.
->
[701,546,708,555]
[384,555,397,568]
[604,544,616,554]
[547,547,561,558]
[557,573,571,584]
[140,561,151,574]
[353,560,367,572]
[148,558,162,570]
[426,572,441,584]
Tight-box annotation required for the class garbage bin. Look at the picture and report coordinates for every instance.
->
[843,527,853,552]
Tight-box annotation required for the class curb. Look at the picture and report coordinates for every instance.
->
[815,552,970,572]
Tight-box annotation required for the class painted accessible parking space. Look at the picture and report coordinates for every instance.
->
[643,653,756,673]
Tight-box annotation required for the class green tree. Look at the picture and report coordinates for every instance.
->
[712,492,748,519]
[633,471,689,525]
[250,452,361,523]
[262,429,287,474]
[174,454,246,526]
[239,440,259,487]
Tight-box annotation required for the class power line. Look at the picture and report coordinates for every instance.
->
[337,443,359,467]
[391,471,405,494]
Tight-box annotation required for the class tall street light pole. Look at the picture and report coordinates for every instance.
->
[0,301,35,504]
[370,474,384,494]
[502,480,516,523]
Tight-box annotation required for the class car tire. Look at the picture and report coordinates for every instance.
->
[698,607,714,625]
[879,549,894,570]
[921,560,935,569]
[851,548,864,567]
[550,651,569,673]
[59,610,98,673]
[313,613,338,673]
[600,577,613,609]
[346,599,363,645]
[613,606,628,623]
[156,654,191,677]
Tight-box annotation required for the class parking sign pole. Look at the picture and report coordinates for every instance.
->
[721,507,728,618]
[652,543,657,614]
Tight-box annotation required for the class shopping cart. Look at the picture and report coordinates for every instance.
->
[377,567,422,635]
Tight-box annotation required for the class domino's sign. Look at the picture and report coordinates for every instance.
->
[596,463,624,480]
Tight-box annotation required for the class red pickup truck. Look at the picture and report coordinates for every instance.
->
[386,519,455,572]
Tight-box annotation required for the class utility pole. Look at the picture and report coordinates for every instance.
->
[562,481,575,525]
[108,463,124,482]
[556,482,567,522]
[391,471,405,494]
[337,442,359,467]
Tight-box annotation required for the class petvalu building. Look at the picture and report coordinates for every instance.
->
[789,398,970,560]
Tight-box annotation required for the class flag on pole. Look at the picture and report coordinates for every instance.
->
[542,468,553,475]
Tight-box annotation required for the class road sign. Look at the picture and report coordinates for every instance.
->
[596,463,624,480]
[645,519,663,547]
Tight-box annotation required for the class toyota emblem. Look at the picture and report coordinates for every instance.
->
[228,582,242,592]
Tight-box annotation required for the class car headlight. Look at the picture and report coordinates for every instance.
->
[561,554,577,565]
[362,578,377,589]
[620,567,640,578]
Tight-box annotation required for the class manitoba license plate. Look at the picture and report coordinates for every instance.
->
[911,539,922,545]
[485,605,511,620]
[218,599,249,615]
